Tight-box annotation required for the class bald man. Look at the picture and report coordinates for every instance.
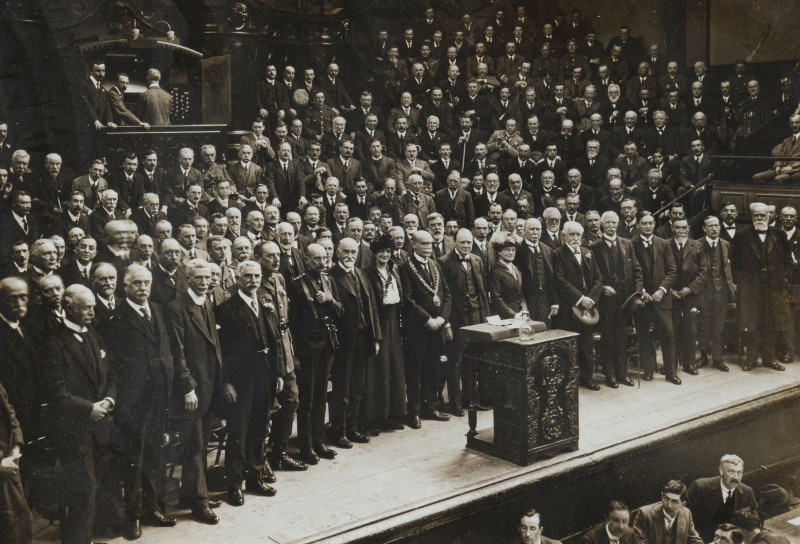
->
[398,230,452,426]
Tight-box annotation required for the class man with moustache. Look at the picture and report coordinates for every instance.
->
[254,242,306,471]
[44,284,117,544]
[686,454,758,543]
[164,260,223,524]
[105,265,176,538]
[515,218,559,327]
[590,211,642,388]
[553,221,603,390]
[399,230,452,427]
[669,219,708,375]
[217,261,283,507]
[440,228,489,415]
[632,212,680,384]
[327,238,380,448]
[732,202,792,371]
[288,244,343,464]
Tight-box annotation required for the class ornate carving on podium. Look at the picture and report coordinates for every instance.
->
[464,330,580,466]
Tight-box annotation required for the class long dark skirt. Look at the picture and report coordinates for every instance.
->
[362,303,407,420]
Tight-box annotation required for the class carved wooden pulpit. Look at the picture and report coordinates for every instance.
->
[462,327,580,466]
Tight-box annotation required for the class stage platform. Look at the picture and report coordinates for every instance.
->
[32,355,800,544]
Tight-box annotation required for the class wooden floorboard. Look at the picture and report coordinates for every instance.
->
[32,354,800,544]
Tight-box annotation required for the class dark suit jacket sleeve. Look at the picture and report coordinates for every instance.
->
[109,89,143,125]
[165,301,198,395]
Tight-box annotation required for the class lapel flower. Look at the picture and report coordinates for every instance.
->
[585,251,592,259]
[100,349,107,359]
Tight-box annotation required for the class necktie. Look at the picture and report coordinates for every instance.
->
[83,267,90,282]
[283,162,288,173]
[108,298,115,310]
[140,306,152,326]
[711,241,716,249]
[725,489,733,503]
[21,217,28,233]
[250,298,259,316]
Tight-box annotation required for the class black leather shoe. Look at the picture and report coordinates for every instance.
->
[190,506,219,525]
[713,360,730,372]
[245,479,277,497]
[473,404,490,411]
[299,450,320,465]
[449,405,466,417]
[742,361,755,371]
[606,377,618,389]
[270,452,308,471]
[346,430,370,444]
[683,364,699,375]
[766,359,786,371]
[333,435,353,448]
[208,498,222,509]
[643,372,653,381]
[123,519,141,540]
[580,380,601,391]
[227,488,244,506]
[313,443,337,459]
[142,510,176,527]
[782,353,793,364]
[408,415,422,429]
[621,377,635,387]
[262,462,277,483]
[668,375,682,385]
[696,353,710,367]
[424,409,451,421]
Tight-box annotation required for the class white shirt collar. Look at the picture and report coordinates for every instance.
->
[0,311,20,330]
[126,298,150,314]
[63,317,88,334]
[187,288,207,306]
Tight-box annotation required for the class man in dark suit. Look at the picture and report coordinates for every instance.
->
[552,220,603,390]
[732,202,792,372]
[108,72,147,127]
[0,278,40,443]
[631,212,680,383]
[90,262,121,334]
[434,171,475,229]
[227,145,263,199]
[669,219,707,375]
[633,480,704,544]
[164,260,223,525]
[697,216,737,371]
[614,142,650,189]
[0,191,40,266]
[518,508,563,544]
[318,63,354,112]
[44,284,117,544]
[451,114,484,172]
[104,265,176,537]
[325,140,363,194]
[288,245,343,464]
[439,229,489,415]
[89,189,125,243]
[474,173,514,219]
[111,152,146,213]
[679,138,714,218]
[580,501,635,544]
[362,140,400,194]
[217,261,282,507]
[686,454,758,543]
[53,191,92,239]
[591,211,643,388]
[328,239,380,447]
[130,193,165,239]
[398,230,452,427]
[163,148,202,207]
[344,179,375,221]
[515,218,558,327]
[150,239,184,308]
[265,142,305,211]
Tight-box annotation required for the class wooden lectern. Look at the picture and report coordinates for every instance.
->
[462,326,580,465]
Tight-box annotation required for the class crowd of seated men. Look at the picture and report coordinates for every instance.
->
[517,455,798,544]
[1,4,799,544]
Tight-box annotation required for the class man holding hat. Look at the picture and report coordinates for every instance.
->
[590,211,642,388]
[553,220,603,390]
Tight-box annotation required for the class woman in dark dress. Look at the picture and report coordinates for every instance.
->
[362,234,407,432]
[488,231,527,318]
